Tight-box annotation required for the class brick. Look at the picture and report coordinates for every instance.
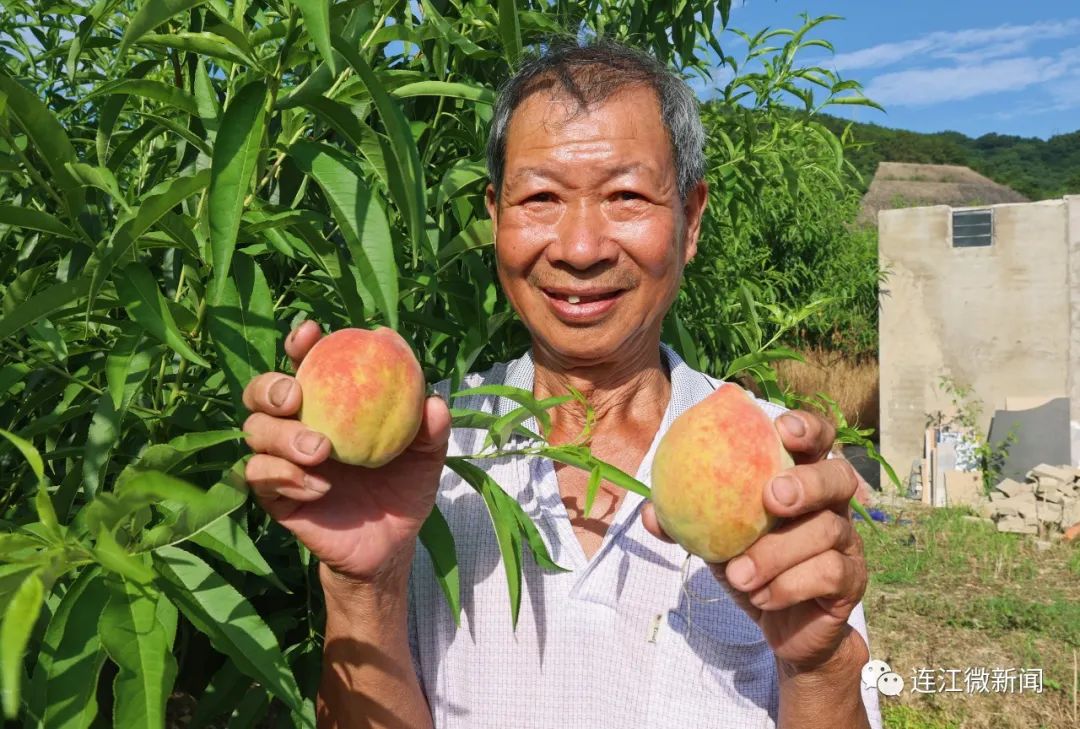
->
[996,516,1038,535]
[994,478,1027,498]
[1065,522,1080,542]
[1028,464,1075,483]
[1062,500,1080,529]
[1036,501,1063,524]
[994,491,1039,520]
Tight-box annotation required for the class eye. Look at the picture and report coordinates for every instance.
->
[614,190,645,202]
[524,192,555,204]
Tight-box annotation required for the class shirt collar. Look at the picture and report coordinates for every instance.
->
[493,342,718,437]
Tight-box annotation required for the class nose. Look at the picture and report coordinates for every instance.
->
[546,199,618,270]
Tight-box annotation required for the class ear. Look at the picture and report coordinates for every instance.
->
[681,180,708,265]
[485,183,499,248]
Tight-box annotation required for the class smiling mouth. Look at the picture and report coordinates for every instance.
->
[542,290,623,304]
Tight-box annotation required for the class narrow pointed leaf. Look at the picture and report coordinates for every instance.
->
[417,506,460,624]
[0,428,44,482]
[292,0,336,74]
[497,0,522,63]
[209,81,268,304]
[288,141,398,328]
[1,570,45,718]
[114,262,210,368]
[207,253,276,410]
[331,33,427,258]
[99,578,177,729]
[120,0,211,54]
[187,515,287,592]
[0,206,74,238]
[152,546,310,723]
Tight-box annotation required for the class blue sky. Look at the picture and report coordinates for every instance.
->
[705,0,1080,140]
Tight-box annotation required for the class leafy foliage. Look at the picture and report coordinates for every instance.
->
[816,113,1080,201]
[0,1,880,725]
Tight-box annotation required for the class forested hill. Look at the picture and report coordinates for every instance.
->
[815,113,1080,202]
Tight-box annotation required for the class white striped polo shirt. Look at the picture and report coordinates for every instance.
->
[408,343,882,728]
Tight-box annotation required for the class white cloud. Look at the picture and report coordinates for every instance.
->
[861,51,1080,106]
[831,18,1080,72]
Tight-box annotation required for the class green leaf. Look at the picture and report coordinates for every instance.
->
[135,463,248,551]
[105,323,154,412]
[583,465,603,520]
[65,163,130,211]
[497,0,522,64]
[450,385,564,437]
[288,140,398,329]
[0,76,84,216]
[93,527,155,583]
[444,459,525,626]
[391,81,494,104]
[137,32,254,66]
[99,577,177,729]
[120,0,211,55]
[1,570,45,718]
[152,546,310,724]
[35,484,62,543]
[292,0,336,74]
[114,262,210,368]
[208,80,268,305]
[187,515,287,592]
[83,392,120,498]
[84,79,199,116]
[0,277,91,341]
[0,206,75,238]
[417,506,460,624]
[207,253,276,411]
[0,428,44,482]
[331,33,427,259]
[30,567,110,729]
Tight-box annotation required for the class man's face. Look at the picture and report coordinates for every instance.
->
[486,85,707,368]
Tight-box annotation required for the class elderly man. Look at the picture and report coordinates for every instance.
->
[241,40,882,728]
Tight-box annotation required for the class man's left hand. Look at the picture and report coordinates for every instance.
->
[641,408,868,674]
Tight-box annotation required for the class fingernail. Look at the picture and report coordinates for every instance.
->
[304,475,331,494]
[270,378,294,407]
[727,556,756,588]
[771,475,800,506]
[750,586,771,608]
[296,431,325,455]
[780,413,805,438]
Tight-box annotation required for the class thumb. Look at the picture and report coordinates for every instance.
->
[408,395,452,456]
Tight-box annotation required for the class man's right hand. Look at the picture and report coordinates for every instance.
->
[241,319,452,583]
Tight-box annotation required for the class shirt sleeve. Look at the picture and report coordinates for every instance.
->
[847,600,883,729]
[406,567,428,701]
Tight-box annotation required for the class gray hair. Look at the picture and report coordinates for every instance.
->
[486,38,706,202]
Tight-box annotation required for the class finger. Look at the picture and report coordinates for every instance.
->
[243,411,331,466]
[745,549,866,616]
[639,502,676,544]
[245,454,332,517]
[763,458,859,519]
[406,395,453,456]
[724,510,854,592]
[242,372,301,416]
[776,410,835,465]
[708,563,761,622]
[285,320,323,371]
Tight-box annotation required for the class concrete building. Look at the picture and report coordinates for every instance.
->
[878,195,1080,486]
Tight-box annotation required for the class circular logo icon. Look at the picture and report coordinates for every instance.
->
[877,671,905,697]
[861,659,891,690]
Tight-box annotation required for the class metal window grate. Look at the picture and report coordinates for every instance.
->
[952,209,993,247]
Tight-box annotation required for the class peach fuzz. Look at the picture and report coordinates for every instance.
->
[650,383,793,562]
[295,327,426,468]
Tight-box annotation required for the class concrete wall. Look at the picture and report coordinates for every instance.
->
[878,198,1076,485]
[1068,196,1080,464]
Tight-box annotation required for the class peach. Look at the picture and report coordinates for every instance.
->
[651,383,793,562]
[295,327,426,468]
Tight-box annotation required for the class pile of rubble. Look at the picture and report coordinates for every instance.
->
[982,464,1080,537]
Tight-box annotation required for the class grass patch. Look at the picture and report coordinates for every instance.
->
[882,704,962,729]
[860,504,1079,728]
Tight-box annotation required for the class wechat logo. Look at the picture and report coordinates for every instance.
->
[862,659,905,697]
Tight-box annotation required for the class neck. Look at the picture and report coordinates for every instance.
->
[531,339,671,444]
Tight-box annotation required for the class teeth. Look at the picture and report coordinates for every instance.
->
[567,295,581,304]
